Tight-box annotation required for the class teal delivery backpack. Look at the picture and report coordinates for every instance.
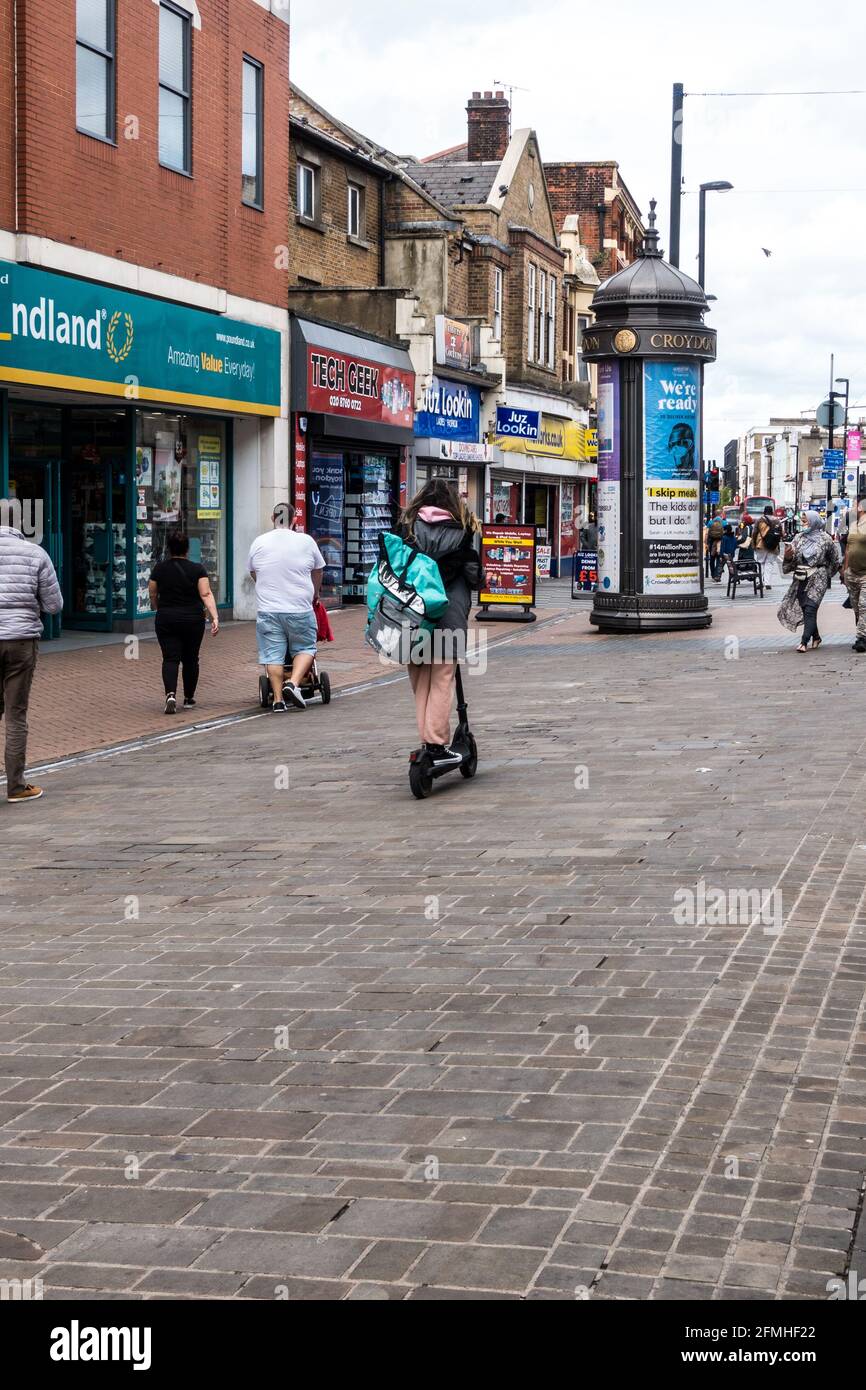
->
[365,531,448,663]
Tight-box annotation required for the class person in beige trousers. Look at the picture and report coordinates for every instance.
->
[400,480,482,766]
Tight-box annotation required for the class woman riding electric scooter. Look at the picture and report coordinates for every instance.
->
[400,479,482,784]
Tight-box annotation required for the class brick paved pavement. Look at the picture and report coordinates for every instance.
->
[0,590,864,1300]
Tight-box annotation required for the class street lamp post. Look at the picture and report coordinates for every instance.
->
[835,375,850,497]
[697,181,733,290]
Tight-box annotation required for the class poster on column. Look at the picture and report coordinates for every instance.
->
[596,361,621,593]
[642,360,702,594]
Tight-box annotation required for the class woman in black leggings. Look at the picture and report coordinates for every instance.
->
[149,532,219,714]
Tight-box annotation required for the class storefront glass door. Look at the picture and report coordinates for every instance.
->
[7,405,63,639]
[65,460,114,629]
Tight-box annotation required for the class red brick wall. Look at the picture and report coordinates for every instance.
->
[289,136,383,288]
[8,0,289,308]
[0,0,14,233]
[545,161,643,279]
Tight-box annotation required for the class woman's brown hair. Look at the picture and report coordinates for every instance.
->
[402,477,480,538]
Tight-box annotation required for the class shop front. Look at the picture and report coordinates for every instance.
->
[291,316,415,605]
[491,403,592,578]
[413,374,487,518]
[0,260,281,635]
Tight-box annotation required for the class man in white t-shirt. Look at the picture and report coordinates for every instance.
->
[248,504,325,711]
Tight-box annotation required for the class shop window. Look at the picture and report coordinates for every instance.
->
[347,181,365,240]
[136,414,229,611]
[241,57,264,207]
[76,0,115,141]
[577,314,591,383]
[297,161,319,221]
[493,266,503,342]
[527,263,536,362]
[159,1,192,174]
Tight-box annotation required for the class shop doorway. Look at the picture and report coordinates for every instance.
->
[7,404,63,639]
[62,411,129,631]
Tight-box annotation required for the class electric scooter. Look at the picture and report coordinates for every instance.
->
[408,664,478,800]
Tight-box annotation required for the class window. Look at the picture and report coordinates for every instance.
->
[159,2,192,173]
[76,0,115,140]
[547,275,557,369]
[537,272,546,365]
[527,264,536,361]
[577,315,590,383]
[347,181,365,240]
[297,161,318,221]
[241,57,263,206]
[493,266,503,342]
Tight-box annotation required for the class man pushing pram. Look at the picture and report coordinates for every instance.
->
[248,503,328,712]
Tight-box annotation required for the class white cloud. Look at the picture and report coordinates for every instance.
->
[291,0,866,462]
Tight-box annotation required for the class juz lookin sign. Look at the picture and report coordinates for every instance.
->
[306,347,414,427]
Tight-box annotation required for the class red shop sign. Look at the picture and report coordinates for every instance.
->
[307,347,414,427]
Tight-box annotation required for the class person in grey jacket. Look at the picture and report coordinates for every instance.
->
[0,507,63,803]
[399,479,482,765]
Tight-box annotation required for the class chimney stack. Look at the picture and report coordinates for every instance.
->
[467,90,510,163]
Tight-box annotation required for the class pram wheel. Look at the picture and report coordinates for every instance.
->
[319,671,331,705]
[258,675,273,710]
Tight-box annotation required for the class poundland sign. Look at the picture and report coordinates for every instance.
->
[0,261,281,416]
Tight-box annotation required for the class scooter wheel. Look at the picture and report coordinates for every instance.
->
[319,671,331,705]
[258,675,272,710]
[409,759,433,800]
[460,734,478,779]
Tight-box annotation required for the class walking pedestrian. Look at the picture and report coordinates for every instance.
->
[400,479,482,766]
[149,532,219,714]
[579,513,598,552]
[707,512,724,580]
[248,504,325,712]
[0,502,63,803]
[778,510,842,652]
[842,498,866,653]
[753,505,783,590]
[735,515,754,561]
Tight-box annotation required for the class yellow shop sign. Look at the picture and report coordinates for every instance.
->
[496,414,586,461]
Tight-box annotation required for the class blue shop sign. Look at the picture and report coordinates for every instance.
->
[415,376,481,443]
[496,405,540,441]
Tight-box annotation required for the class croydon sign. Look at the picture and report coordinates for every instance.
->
[0,260,281,416]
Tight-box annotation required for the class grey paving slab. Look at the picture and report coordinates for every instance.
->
[0,598,865,1299]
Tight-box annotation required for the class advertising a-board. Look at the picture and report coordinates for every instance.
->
[572,550,599,594]
[642,360,702,594]
[480,524,537,608]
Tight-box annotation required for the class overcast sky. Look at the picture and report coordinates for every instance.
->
[291,0,866,465]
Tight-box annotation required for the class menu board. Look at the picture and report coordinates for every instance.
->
[479,524,537,610]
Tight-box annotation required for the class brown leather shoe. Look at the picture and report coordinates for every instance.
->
[7,784,44,804]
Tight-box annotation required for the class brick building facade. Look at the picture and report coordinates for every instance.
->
[404,92,595,573]
[1,0,292,631]
[545,160,644,280]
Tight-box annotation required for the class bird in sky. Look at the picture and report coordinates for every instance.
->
[761,248,772,257]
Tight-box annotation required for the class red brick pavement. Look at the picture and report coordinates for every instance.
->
[17,584,856,768]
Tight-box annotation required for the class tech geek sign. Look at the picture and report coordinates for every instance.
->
[306,347,414,427]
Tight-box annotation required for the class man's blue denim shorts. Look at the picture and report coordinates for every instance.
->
[256,611,318,665]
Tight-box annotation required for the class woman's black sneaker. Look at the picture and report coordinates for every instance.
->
[425,744,462,765]
[183,698,197,709]
[164,694,177,715]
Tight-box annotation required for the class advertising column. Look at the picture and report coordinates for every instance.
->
[642,360,702,594]
[596,361,621,594]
